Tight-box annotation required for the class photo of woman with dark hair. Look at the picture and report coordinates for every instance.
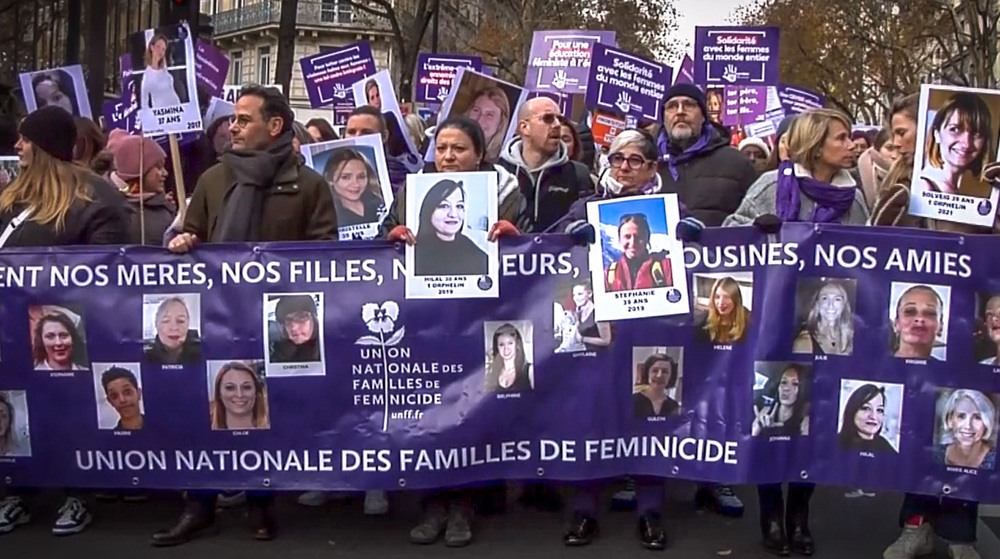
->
[414,178,488,276]
[30,70,79,116]
[605,213,673,292]
[792,279,856,356]
[30,309,88,371]
[632,351,681,418]
[694,275,751,344]
[208,361,270,430]
[323,147,385,228]
[484,322,533,392]
[752,363,811,437]
[916,91,994,198]
[837,382,900,453]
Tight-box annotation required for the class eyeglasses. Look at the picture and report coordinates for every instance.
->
[530,113,559,125]
[608,153,650,168]
[229,114,255,129]
[664,99,699,113]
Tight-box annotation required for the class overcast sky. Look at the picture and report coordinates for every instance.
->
[671,0,752,62]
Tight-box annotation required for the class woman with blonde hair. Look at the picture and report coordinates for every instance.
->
[936,389,996,470]
[464,86,510,163]
[698,276,750,344]
[210,361,270,430]
[793,280,854,356]
[139,32,181,109]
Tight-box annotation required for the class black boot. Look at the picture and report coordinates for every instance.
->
[637,513,667,550]
[150,497,219,547]
[758,485,789,556]
[762,518,791,556]
[247,494,276,541]
[563,513,598,546]
[786,484,814,556]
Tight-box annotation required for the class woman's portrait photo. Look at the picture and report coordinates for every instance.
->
[264,293,325,377]
[692,272,753,344]
[888,282,950,361]
[706,87,724,124]
[445,69,524,162]
[973,293,1000,366]
[751,362,811,437]
[933,388,998,470]
[484,321,534,392]
[552,279,613,353]
[837,379,904,454]
[19,65,90,118]
[29,305,89,371]
[914,89,1000,199]
[142,293,202,365]
[206,360,269,431]
[597,198,674,293]
[411,175,491,277]
[364,78,382,110]
[792,278,858,356]
[350,70,422,168]
[632,347,683,419]
[0,391,32,457]
[93,363,145,431]
[129,25,191,109]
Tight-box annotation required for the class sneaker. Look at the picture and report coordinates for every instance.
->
[883,523,933,559]
[363,490,388,515]
[51,497,92,536]
[297,491,330,507]
[0,496,30,534]
[845,488,876,498]
[216,491,245,509]
[696,484,744,517]
[948,544,981,559]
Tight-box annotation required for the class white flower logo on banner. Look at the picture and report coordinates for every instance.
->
[356,301,406,431]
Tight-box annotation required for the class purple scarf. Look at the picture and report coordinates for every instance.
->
[661,125,712,181]
[774,161,856,223]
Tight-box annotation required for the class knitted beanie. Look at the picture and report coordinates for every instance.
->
[664,83,708,120]
[19,105,77,162]
[110,133,166,181]
[738,136,771,158]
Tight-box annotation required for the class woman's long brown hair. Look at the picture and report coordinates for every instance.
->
[0,146,91,231]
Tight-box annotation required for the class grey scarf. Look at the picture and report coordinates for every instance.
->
[213,131,294,242]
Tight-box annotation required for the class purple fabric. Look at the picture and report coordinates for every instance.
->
[385,156,409,194]
[634,478,664,515]
[774,161,856,223]
[662,125,713,181]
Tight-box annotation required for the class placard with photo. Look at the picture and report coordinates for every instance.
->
[350,70,422,172]
[19,65,91,118]
[127,22,202,136]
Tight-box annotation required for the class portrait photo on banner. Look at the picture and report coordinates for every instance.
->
[127,22,201,136]
[632,346,683,420]
[0,390,32,458]
[888,281,951,361]
[586,193,689,322]
[552,277,614,354]
[706,87,724,125]
[0,157,19,190]
[909,84,1000,227]
[18,64,91,118]
[973,292,1000,367]
[932,388,999,470]
[404,171,499,299]
[751,362,811,438]
[483,320,534,393]
[206,360,269,431]
[792,277,858,357]
[301,134,393,240]
[837,379,904,454]
[431,67,527,163]
[691,271,753,346]
[350,70,423,172]
[263,293,326,377]
[28,304,89,371]
[92,363,145,431]
[142,293,202,366]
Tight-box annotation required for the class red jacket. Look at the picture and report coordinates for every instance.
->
[605,253,673,292]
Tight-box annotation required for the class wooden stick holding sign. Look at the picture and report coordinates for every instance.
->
[167,133,188,220]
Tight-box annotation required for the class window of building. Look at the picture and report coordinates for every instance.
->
[258,45,272,85]
[230,50,243,85]
[321,0,353,24]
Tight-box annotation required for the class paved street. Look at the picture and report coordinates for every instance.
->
[2,484,998,558]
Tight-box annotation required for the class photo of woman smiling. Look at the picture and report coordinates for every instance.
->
[604,213,674,293]
[322,147,385,228]
[207,360,270,430]
[889,283,950,360]
[975,293,1000,365]
[632,348,683,419]
[792,278,857,356]
[693,273,752,344]
[143,295,202,365]
[413,178,488,276]
[484,322,533,392]
[29,306,89,371]
[915,91,998,198]
[934,389,998,470]
[837,381,903,453]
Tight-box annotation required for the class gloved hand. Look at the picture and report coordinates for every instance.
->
[567,222,596,246]
[753,213,783,234]
[387,225,416,245]
[488,220,519,241]
[675,216,705,243]
[984,161,1000,183]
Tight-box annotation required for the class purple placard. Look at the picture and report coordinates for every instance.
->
[584,44,671,121]
[194,39,229,97]
[415,53,482,104]
[675,55,694,85]
[694,26,780,86]
[722,86,768,126]
[526,91,571,116]
[776,84,825,115]
[300,42,377,109]
[525,30,617,93]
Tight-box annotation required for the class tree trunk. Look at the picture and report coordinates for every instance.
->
[275,0,299,96]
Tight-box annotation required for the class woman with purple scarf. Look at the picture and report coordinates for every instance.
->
[723,108,867,557]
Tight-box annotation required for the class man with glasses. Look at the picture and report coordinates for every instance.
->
[499,97,593,233]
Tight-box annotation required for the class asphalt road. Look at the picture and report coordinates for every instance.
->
[1,484,997,558]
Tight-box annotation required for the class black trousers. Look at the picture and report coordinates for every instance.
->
[899,492,978,544]
[757,483,814,531]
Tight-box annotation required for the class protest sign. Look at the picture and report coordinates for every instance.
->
[194,39,229,98]
[300,42,376,109]
[415,53,482,104]
[722,86,768,126]
[585,44,671,122]
[694,26,780,86]
[127,23,202,136]
[19,65,91,118]
[525,30,617,93]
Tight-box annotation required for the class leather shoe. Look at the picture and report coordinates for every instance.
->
[637,513,667,550]
[761,519,790,556]
[787,523,814,556]
[150,501,219,547]
[563,514,598,546]
[249,501,276,541]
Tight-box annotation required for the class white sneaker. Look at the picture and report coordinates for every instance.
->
[364,490,388,515]
[948,544,981,559]
[0,496,30,534]
[51,497,91,536]
[298,491,330,507]
[883,523,934,559]
[845,488,876,498]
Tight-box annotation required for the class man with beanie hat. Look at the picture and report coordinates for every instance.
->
[107,134,177,245]
[653,83,758,227]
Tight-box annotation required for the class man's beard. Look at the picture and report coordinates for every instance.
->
[668,124,697,148]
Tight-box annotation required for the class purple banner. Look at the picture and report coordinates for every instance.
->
[585,44,671,121]
[194,39,229,97]
[777,84,826,115]
[525,30,617,93]
[300,42,377,109]
[694,26,780,86]
[675,55,694,85]
[722,86,768,126]
[415,53,482,104]
[0,225,998,504]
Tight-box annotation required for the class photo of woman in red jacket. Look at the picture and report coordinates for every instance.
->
[604,213,674,292]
